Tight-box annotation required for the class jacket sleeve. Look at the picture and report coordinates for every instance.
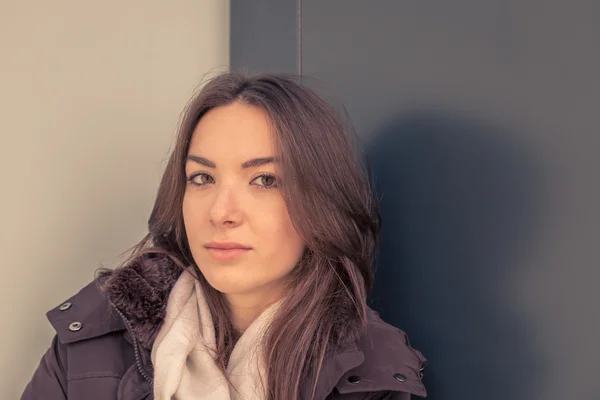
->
[21,335,68,400]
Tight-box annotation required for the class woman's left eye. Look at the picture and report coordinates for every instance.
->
[251,174,278,189]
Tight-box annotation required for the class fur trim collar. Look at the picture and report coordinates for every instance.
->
[100,253,182,349]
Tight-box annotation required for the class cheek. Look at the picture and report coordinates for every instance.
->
[258,204,304,270]
[182,194,205,238]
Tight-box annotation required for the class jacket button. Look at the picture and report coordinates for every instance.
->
[347,375,361,384]
[59,302,72,311]
[69,322,83,332]
[394,373,407,383]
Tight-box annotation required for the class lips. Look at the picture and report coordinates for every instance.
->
[204,241,252,250]
[204,242,252,261]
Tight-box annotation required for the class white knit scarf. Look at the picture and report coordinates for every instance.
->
[151,269,281,400]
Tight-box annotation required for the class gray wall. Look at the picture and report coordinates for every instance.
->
[231,1,599,399]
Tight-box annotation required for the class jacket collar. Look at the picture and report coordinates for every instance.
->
[50,253,426,398]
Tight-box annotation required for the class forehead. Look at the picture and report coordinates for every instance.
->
[188,101,276,156]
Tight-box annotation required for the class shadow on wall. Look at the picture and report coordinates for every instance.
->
[366,110,546,400]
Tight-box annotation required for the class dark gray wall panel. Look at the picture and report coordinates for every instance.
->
[230,0,299,74]
[232,1,600,398]
[301,2,599,399]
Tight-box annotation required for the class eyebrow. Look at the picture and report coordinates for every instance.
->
[185,155,278,169]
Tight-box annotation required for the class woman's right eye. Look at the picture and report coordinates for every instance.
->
[188,173,214,186]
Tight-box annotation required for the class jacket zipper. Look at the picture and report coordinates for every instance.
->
[109,300,154,388]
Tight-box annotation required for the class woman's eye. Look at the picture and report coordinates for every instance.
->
[188,173,214,186]
[252,174,278,189]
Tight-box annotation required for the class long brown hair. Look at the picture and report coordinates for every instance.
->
[129,72,380,399]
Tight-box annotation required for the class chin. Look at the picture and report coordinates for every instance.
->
[206,280,252,295]
[198,267,257,295]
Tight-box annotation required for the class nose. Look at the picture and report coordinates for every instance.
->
[209,184,243,227]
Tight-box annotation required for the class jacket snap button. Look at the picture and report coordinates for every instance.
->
[394,373,407,382]
[347,375,361,384]
[59,302,72,311]
[69,322,83,332]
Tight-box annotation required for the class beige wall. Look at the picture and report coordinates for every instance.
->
[0,1,229,395]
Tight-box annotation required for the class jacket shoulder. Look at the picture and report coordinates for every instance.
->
[31,280,149,400]
[333,309,427,398]
[328,390,412,399]
[46,278,126,344]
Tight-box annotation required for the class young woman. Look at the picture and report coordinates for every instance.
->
[22,73,427,400]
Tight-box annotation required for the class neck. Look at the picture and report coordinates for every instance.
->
[225,285,287,334]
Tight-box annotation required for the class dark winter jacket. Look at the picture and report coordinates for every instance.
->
[21,255,427,399]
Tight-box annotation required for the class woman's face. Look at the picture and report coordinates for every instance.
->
[183,101,304,299]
